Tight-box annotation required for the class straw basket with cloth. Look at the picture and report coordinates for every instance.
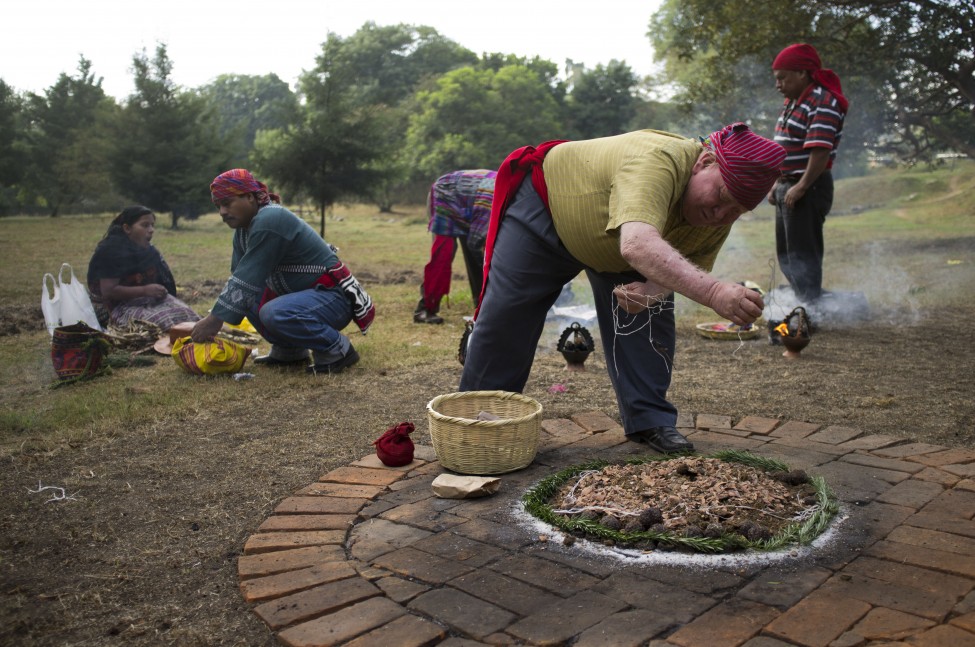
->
[427,390,542,475]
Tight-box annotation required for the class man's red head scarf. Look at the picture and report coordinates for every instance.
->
[210,169,281,206]
[773,43,849,113]
[703,123,786,212]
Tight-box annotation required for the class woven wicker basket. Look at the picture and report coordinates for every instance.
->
[427,390,543,475]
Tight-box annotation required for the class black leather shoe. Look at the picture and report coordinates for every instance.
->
[307,346,360,375]
[627,426,694,454]
[413,309,444,324]
[253,354,309,367]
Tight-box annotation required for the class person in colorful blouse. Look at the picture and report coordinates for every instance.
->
[87,205,200,330]
[770,43,848,303]
[190,169,373,375]
[459,124,785,454]
[414,169,497,324]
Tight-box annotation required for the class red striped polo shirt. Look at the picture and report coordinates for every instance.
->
[774,85,846,177]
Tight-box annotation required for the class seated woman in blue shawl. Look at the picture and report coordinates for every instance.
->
[87,205,200,330]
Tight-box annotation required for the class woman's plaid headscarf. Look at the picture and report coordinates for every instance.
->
[210,169,281,206]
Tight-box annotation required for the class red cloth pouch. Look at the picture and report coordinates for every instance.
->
[374,422,415,467]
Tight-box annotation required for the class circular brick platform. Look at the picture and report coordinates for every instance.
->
[238,411,975,646]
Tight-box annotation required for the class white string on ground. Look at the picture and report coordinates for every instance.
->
[27,481,78,503]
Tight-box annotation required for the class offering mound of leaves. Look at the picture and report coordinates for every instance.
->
[523,450,838,553]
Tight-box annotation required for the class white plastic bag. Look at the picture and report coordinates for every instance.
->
[41,273,62,336]
[46,263,103,333]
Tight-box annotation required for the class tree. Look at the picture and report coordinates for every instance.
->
[197,74,299,169]
[647,0,974,162]
[405,63,565,177]
[0,79,27,214]
[565,61,640,139]
[20,58,116,216]
[309,22,480,211]
[112,45,229,228]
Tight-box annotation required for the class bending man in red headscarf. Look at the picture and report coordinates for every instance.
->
[770,43,849,303]
[461,124,785,453]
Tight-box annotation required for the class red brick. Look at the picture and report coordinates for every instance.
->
[696,413,732,430]
[277,597,406,647]
[764,590,871,647]
[566,429,628,449]
[957,479,975,492]
[350,454,424,471]
[378,500,467,532]
[342,613,447,647]
[908,448,975,467]
[945,463,975,479]
[505,590,629,645]
[294,482,386,498]
[571,410,618,433]
[836,434,904,451]
[238,545,347,579]
[541,417,586,436]
[909,624,975,647]
[841,453,925,474]
[866,539,975,578]
[374,576,429,604]
[258,514,356,532]
[951,611,975,633]
[733,416,780,435]
[408,587,517,639]
[371,546,474,584]
[851,607,936,641]
[872,443,946,459]
[806,425,863,445]
[244,530,346,554]
[919,488,975,519]
[912,467,961,487]
[254,577,381,630]
[844,555,973,598]
[875,478,945,509]
[770,420,820,439]
[240,561,358,603]
[319,466,405,486]
[274,496,368,515]
[667,598,779,647]
[683,429,767,450]
[821,571,958,621]
[676,411,695,429]
[887,524,975,556]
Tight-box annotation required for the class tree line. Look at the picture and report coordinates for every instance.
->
[1,3,970,229]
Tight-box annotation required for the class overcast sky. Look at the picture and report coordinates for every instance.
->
[4,0,665,99]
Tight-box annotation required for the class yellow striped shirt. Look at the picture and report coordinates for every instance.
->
[543,130,731,273]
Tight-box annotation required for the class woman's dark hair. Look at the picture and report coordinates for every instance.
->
[104,205,154,238]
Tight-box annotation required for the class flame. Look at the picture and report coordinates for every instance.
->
[775,323,790,337]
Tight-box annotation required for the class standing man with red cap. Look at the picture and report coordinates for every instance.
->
[770,43,849,304]
[460,124,786,453]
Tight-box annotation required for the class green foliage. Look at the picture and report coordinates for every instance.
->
[111,45,230,228]
[406,64,564,176]
[565,61,640,139]
[197,74,299,169]
[19,58,117,216]
[647,0,974,162]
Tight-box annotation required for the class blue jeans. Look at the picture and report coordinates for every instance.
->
[246,286,353,361]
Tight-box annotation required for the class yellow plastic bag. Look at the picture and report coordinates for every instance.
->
[225,317,258,334]
[172,336,250,375]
